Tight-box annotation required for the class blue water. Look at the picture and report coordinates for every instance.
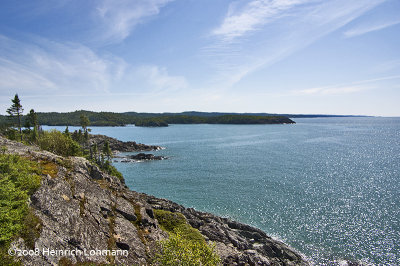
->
[44,117,400,265]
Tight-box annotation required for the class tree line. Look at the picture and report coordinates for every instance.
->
[0,107,295,128]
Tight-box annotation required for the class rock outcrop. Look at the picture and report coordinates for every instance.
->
[114,153,167,163]
[1,136,308,265]
[128,153,165,160]
[89,134,162,153]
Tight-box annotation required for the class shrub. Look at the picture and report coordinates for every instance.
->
[38,130,81,157]
[154,209,221,265]
[154,209,204,243]
[156,230,220,266]
[0,153,42,261]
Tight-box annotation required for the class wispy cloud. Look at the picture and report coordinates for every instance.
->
[0,34,187,97]
[296,85,370,95]
[0,0,174,45]
[212,0,311,42]
[95,0,174,43]
[372,59,400,73]
[133,65,187,92]
[0,35,119,95]
[344,18,400,38]
[205,0,386,88]
[292,75,400,95]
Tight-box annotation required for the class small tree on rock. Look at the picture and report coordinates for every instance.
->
[26,109,38,130]
[103,140,112,161]
[79,114,90,133]
[64,126,70,137]
[7,94,23,141]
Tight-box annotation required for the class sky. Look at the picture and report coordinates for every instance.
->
[0,0,399,116]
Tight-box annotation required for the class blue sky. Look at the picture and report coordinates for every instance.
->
[0,0,399,116]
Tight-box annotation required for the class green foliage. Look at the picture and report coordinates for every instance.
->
[155,209,186,231]
[0,153,42,245]
[79,114,90,131]
[6,94,23,117]
[30,127,39,143]
[2,96,39,144]
[0,177,29,242]
[0,246,21,266]
[71,129,84,143]
[1,127,18,141]
[36,129,124,182]
[154,209,204,243]
[102,141,112,160]
[38,130,81,157]
[135,114,294,127]
[156,230,220,266]
[19,209,42,249]
[154,209,220,265]
[63,126,70,136]
[25,109,38,130]
[135,118,169,127]
[33,110,130,126]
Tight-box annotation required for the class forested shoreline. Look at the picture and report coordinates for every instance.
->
[0,110,298,127]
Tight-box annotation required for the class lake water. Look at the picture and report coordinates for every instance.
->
[44,117,400,265]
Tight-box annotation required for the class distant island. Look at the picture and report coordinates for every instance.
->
[0,110,300,127]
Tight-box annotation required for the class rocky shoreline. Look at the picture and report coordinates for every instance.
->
[115,153,167,163]
[89,134,163,153]
[1,136,309,265]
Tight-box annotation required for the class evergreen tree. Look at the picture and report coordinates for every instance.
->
[23,119,31,130]
[100,153,105,166]
[78,129,83,142]
[6,94,23,141]
[80,114,90,151]
[71,130,78,142]
[102,140,112,160]
[30,126,39,143]
[26,109,38,130]
[92,144,98,162]
[64,126,70,136]
[84,130,89,141]
[24,109,39,143]
[79,114,90,133]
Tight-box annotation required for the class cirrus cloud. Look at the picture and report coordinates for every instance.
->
[0,34,187,98]
[95,0,175,43]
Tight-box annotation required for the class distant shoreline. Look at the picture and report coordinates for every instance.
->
[1,110,298,127]
[0,110,376,127]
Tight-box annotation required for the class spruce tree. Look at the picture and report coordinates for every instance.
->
[103,140,112,161]
[64,126,70,136]
[27,109,39,143]
[26,109,38,130]
[79,114,90,133]
[7,94,23,141]
[92,144,98,162]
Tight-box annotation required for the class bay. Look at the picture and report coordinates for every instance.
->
[44,117,400,264]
